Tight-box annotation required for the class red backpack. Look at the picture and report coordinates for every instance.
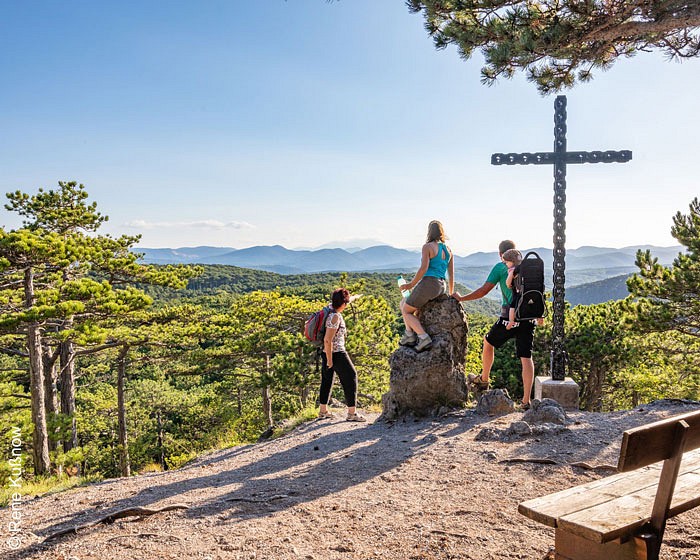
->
[303,306,332,346]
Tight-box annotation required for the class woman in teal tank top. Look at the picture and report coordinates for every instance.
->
[398,220,454,352]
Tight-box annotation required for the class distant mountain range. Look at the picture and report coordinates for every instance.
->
[136,244,682,278]
[135,243,684,305]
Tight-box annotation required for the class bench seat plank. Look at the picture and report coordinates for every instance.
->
[519,448,700,529]
[519,466,660,527]
[558,469,700,543]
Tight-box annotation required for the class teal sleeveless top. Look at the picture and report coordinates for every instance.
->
[425,242,450,279]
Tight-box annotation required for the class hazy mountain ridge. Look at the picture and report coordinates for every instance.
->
[136,243,681,304]
[137,243,682,274]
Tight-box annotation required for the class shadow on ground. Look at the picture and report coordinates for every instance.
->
[11,410,493,557]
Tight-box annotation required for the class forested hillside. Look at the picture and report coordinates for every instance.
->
[1,185,698,507]
[151,264,501,317]
[566,274,631,306]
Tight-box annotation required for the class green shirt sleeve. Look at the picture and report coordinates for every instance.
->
[486,262,512,307]
[486,262,506,285]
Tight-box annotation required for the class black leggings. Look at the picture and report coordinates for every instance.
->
[319,351,358,408]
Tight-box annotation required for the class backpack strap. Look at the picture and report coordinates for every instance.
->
[327,309,341,330]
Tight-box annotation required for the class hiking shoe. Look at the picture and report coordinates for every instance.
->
[346,412,367,422]
[399,332,417,346]
[414,334,432,352]
[467,373,490,390]
[317,410,335,419]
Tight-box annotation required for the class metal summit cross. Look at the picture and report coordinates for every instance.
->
[491,95,632,381]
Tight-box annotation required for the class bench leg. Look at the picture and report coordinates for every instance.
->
[634,532,660,560]
[555,529,652,560]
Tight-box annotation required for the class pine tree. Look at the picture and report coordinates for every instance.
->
[407,1,700,93]
[0,182,199,474]
[0,227,70,473]
[627,198,700,376]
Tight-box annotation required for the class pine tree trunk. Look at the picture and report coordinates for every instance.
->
[43,350,59,452]
[582,366,605,412]
[592,366,605,412]
[262,385,273,429]
[156,411,167,471]
[263,354,273,428]
[299,349,309,407]
[60,340,78,452]
[581,372,593,411]
[116,346,130,477]
[25,267,50,475]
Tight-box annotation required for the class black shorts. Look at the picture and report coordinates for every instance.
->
[485,318,535,358]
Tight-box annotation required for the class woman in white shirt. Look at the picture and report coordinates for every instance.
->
[317,288,366,422]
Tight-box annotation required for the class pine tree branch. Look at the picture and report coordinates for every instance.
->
[0,346,29,358]
[584,17,700,44]
[74,342,122,356]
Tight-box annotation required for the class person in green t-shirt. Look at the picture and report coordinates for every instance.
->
[452,239,536,410]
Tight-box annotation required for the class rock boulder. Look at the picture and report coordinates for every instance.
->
[522,398,568,425]
[475,388,515,416]
[380,295,468,420]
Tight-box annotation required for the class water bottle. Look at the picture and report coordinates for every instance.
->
[397,276,411,298]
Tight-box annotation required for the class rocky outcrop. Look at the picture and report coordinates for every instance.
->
[380,296,468,420]
[522,398,568,425]
[475,389,515,416]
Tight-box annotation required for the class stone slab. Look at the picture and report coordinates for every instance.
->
[534,376,580,410]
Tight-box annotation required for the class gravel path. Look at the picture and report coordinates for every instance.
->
[3,400,700,559]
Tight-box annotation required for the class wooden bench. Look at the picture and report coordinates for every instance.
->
[519,409,700,560]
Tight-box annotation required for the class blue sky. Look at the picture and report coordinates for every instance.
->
[0,1,698,255]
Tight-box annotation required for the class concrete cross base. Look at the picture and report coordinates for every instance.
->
[534,376,580,410]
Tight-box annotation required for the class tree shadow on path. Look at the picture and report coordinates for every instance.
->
[17,411,487,556]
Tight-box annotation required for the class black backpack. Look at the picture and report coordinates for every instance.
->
[515,251,547,321]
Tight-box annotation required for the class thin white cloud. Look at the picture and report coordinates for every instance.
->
[123,219,255,230]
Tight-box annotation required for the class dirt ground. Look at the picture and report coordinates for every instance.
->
[2,399,700,560]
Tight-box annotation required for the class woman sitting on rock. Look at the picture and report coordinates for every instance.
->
[399,220,454,352]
